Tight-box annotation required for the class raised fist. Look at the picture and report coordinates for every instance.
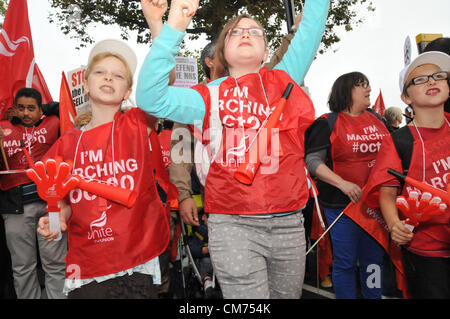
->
[167,0,199,32]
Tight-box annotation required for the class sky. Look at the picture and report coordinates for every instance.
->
[11,0,450,123]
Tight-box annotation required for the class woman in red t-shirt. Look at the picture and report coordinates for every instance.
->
[305,72,390,298]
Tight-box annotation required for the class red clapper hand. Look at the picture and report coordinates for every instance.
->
[26,158,79,241]
[395,191,447,232]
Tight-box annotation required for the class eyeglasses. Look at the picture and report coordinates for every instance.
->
[405,71,448,90]
[228,27,265,37]
[354,81,370,89]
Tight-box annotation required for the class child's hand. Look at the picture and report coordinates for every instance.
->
[37,215,68,242]
[141,0,168,25]
[167,0,199,32]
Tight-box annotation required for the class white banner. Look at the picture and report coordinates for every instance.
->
[67,66,90,114]
[173,57,198,88]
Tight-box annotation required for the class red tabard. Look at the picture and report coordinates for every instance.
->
[327,111,390,188]
[0,115,59,190]
[192,67,314,214]
[401,122,450,257]
[44,108,171,279]
[364,114,450,257]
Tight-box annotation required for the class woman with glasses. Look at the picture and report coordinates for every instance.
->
[305,72,390,298]
[365,51,450,299]
[137,0,330,298]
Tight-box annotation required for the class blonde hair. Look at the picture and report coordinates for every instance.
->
[85,52,133,88]
[215,14,268,70]
[77,52,133,127]
[74,111,92,127]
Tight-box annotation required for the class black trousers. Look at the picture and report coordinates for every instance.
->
[402,248,450,299]
[68,272,157,299]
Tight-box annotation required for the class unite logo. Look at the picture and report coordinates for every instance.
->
[0,30,30,57]
[0,29,36,89]
[87,209,115,244]
[2,128,12,137]
[46,184,57,197]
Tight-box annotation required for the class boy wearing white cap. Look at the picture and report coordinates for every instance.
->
[37,39,177,298]
[364,51,450,298]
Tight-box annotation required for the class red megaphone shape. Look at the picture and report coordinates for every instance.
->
[388,168,449,205]
[234,83,294,185]
[26,156,137,208]
[27,157,137,240]
[76,177,137,208]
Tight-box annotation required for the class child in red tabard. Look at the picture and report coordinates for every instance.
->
[138,0,329,298]
[37,39,177,298]
[365,51,450,299]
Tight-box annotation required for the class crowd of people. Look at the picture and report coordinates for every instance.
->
[0,0,449,299]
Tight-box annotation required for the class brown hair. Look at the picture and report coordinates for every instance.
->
[215,14,268,70]
[328,72,369,113]
[85,52,133,88]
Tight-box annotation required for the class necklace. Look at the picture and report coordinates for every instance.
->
[232,72,272,153]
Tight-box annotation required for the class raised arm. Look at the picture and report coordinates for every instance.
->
[274,0,330,84]
[137,0,205,128]
[141,0,168,39]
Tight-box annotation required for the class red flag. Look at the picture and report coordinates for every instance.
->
[59,72,77,135]
[371,90,386,118]
[0,0,53,119]
[343,192,410,298]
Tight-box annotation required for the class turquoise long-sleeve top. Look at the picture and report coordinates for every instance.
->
[136,0,330,131]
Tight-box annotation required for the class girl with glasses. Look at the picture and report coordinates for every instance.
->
[138,0,330,298]
[365,51,450,299]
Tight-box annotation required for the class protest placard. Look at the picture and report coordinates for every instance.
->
[67,66,90,114]
[173,57,198,88]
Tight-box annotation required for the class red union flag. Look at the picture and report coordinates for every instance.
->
[59,72,77,136]
[0,0,53,119]
[371,90,386,118]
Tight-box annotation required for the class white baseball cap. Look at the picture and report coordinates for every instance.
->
[399,51,450,92]
[88,39,137,75]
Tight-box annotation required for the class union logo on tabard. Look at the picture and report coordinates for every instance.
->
[87,208,115,244]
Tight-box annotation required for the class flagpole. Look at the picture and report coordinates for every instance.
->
[306,210,345,256]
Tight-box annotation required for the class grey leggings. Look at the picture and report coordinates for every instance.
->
[208,212,306,299]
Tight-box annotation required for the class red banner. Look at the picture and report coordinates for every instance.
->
[58,72,77,136]
[0,0,52,119]
[310,203,333,281]
[371,90,386,118]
